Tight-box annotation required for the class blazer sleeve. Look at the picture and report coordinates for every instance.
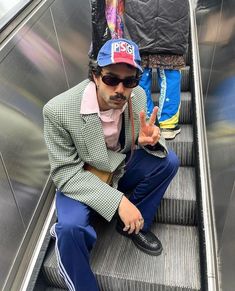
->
[43,103,123,221]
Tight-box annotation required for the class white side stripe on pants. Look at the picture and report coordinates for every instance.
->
[50,224,76,291]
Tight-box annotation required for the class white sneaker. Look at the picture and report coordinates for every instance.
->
[161,125,181,140]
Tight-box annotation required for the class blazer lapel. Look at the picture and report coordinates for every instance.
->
[81,114,125,172]
[121,101,139,152]
[81,114,110,169]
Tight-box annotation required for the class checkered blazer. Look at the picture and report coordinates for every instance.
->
[43,79,168,221]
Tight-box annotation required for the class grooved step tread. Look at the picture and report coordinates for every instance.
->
[157,167,197,225]
[46,289,67,291]
[43,223,201,291]
[166,124,194,166]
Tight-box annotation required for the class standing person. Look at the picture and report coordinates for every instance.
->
[43,38,179,291]
[105,0,125,38]
[89,0,125,60]
[89,0,111,60]
[124,0,190,139]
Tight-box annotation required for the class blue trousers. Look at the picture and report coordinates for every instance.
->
[139,67,181,128]
[51,149,179,291]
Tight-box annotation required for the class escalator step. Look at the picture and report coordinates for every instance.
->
[185,43,192,66]
[166,124,194,166]
[43,223,201,291]
[157,167,197,225]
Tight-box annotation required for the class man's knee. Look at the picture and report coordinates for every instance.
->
[166,150,180,174]
[56,222,97,250]
[56,221,83,239]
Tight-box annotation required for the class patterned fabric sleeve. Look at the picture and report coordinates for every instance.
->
[105,0,125,38]
[89,0,111,59]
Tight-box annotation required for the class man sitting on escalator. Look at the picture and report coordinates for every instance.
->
[43,38,179,291]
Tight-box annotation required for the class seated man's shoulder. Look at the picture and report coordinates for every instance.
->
[132,85,146,107]
[133,85,146,97]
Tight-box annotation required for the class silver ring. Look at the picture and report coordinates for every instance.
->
[139,218,144,222]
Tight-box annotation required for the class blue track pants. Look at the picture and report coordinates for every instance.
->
[51,149,179,290]
[139,67,181,128]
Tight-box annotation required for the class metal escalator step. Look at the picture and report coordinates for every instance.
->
[46,289,67,291]
[152,91,192,124]
[166,124,194,166]
[43,223,201,291]
[179,91,193,124]
[157,167,197,225]
[185,43,192,66]
[43,244,66,288]
[151,66,190,93]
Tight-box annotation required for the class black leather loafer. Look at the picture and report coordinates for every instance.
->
[116,220,163,256]
[131,230,163,256]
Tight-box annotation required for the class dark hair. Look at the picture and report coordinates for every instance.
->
[88,59,102,82]
[88,59,142,82]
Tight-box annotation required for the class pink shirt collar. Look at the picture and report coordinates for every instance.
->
[80,81,100,115]
[80,81,127,151]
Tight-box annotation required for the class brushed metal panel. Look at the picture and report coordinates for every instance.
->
[202,0,235,241]
[220,184,235,291]
[196,0,235,290]
[196,1,222,98]
[0,0,90,289]
[0,8,68,103]
[0,101,50,226]
[0,5,70,227]
[0,10,61,227]
[50,0,92,88]
[0,154,25,290]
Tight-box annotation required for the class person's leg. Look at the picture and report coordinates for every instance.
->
[157,69,181,139]
[50,191,99,291]
[139,67,154,118]
[118,149,179,231]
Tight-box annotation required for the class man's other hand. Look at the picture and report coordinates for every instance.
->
[138,106,161,146]
[118,196,144,234]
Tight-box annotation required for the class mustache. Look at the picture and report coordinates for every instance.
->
[109,93,127,101]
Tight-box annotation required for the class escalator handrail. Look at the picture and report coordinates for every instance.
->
[189,1,220,290]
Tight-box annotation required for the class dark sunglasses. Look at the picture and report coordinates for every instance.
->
[101,73,139,88]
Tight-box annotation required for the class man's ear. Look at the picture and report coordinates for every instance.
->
[93,73,98,87]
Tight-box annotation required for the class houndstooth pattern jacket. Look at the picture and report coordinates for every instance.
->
[43,79,168,221]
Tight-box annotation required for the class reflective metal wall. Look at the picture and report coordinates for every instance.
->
[0,0,91,288]
[196,0,235,290]
[1,0,234,289]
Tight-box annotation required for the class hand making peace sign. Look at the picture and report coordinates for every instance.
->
[138,106,161,146]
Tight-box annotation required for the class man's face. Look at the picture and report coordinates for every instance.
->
[93,63,138,111]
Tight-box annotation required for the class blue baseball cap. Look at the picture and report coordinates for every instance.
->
[97,38,143,72]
